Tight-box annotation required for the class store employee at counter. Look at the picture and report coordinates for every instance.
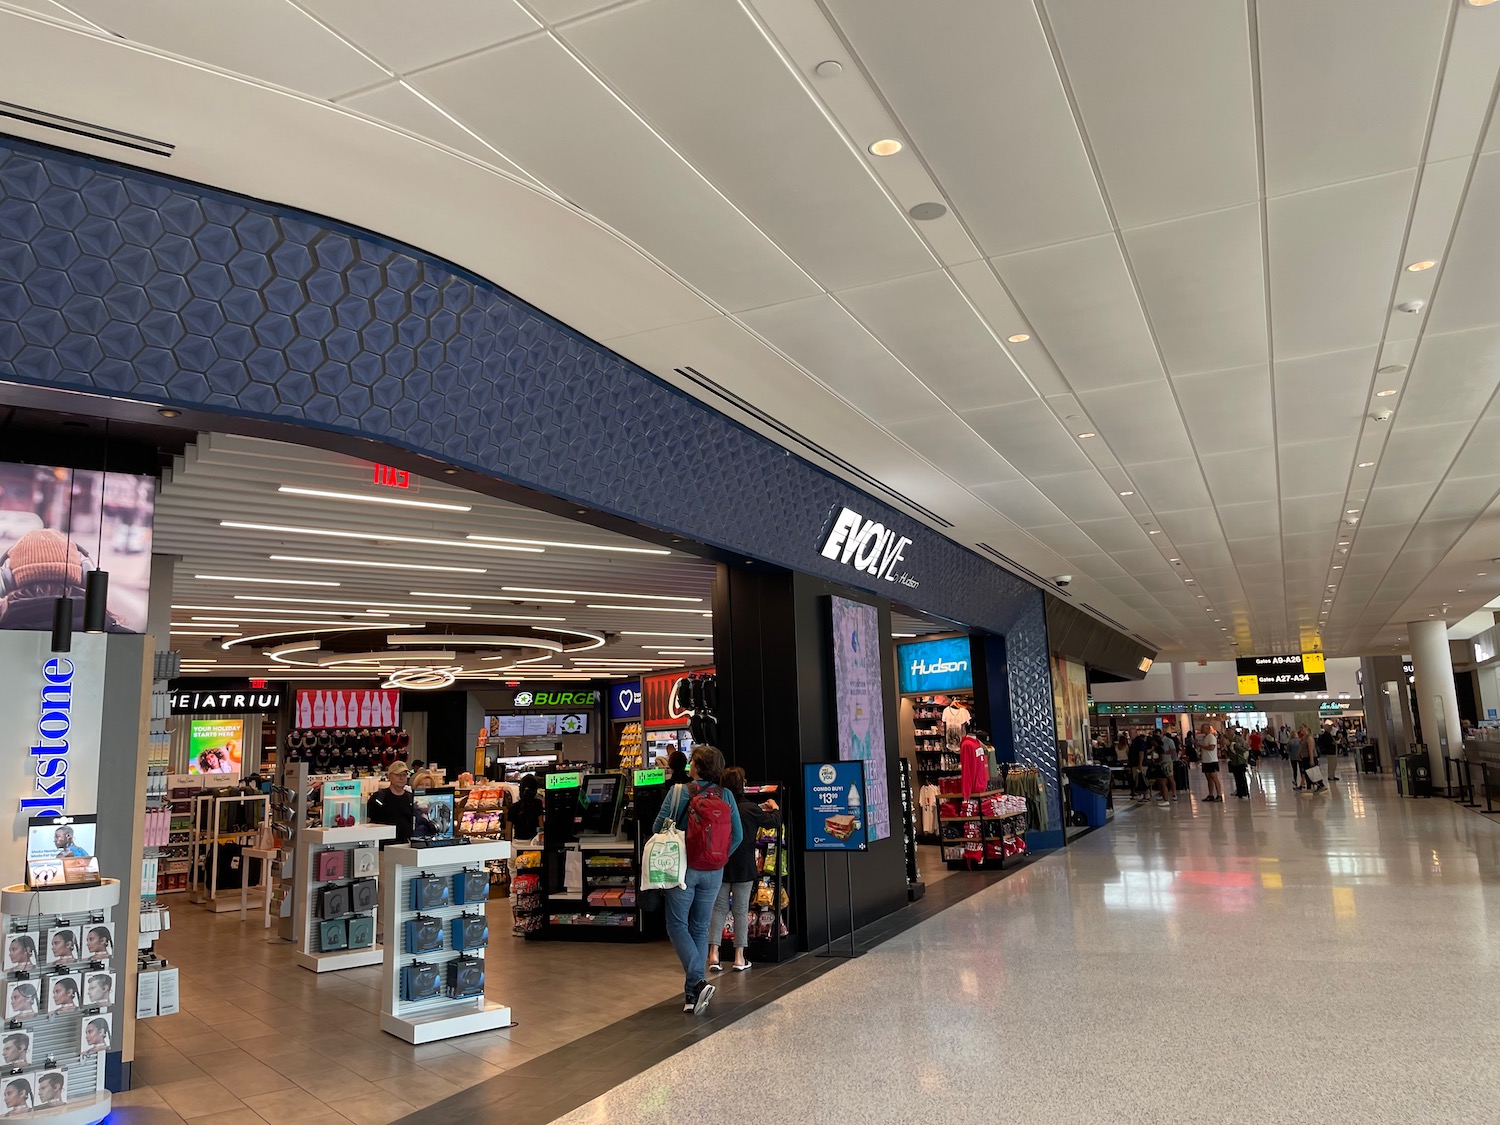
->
[368,761,416,843]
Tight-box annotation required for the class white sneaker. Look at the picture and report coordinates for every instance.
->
[1156,799,1170,807]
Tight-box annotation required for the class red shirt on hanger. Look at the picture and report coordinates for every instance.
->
[960,734,988,798]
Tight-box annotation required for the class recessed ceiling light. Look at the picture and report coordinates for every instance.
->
[1479,572,1488,576]
[1149,529,1161,535]
[221,521,543,553]
[1458,589,1466,593]
[468,534,669,556]
[1185,579,1195,584]
[158,409,180,419]
[1375,389,1398,397]
[270,555,486,574]
[1358,461,1375,468]
[195,574,341,587]
[868,139,903,156]
[1119,490,1134,497]
[1007,333,1030,343]
[1170,558,1180,563]
[1406,260,1437,271]
[1077,431,1096,439]
[502,587,701,603]
[1332,565,1343,569]
[1345,509,1360,514]
[1328,584,1337,589]
[442,467,459,475]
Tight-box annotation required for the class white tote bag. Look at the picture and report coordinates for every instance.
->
[641,823,687,891]
[1303,764,1325,785]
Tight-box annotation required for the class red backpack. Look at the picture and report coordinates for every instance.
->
[684,783,733,871]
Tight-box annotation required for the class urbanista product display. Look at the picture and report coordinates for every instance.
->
[293,825,395,974]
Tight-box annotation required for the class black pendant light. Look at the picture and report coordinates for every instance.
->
[82,424,111,634]
[51,595,73,653]
[83,569,109,633]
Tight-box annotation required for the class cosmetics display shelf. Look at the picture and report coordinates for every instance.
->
[379,841,511,1044]
[293,825,396,973]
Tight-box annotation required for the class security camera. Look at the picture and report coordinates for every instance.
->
[1053,575,1073,588]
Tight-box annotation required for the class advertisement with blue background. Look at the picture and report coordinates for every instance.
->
[804,761,868,851]
[897,636,974,694]
[609,681,642,721]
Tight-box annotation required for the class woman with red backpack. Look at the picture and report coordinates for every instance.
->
[653,745,743,1015]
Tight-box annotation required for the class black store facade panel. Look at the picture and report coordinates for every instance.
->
[0,135,1134,945]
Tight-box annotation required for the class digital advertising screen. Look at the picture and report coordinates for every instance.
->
[25,816,100,889]
[830,596,889,842]
[897,635,973,695]
[189,719,244,775]
[0,463,154,633]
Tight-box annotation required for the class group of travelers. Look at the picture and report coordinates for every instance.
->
[1117,720,1350,805]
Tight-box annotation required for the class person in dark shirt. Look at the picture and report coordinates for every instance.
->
[706,767,780,974]
[367,761,417,843]
[510,774,544,841]
[665,749,689,788]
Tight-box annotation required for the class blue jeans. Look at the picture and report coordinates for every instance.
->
[709,879,754,955]
[665,866,724,995]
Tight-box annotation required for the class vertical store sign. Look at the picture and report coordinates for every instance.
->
[829,597,889,842]
[610,681,642,722]
[0,633,107,838]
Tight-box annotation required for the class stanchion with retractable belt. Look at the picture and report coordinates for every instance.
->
[1482,762,1500,815]
[1461,759,1481,808]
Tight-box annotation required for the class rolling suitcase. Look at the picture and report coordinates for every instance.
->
[1174,760,1189,791]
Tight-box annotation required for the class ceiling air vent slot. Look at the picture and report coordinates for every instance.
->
[674,366,953,529]
[1079,603,1133,634]
[975,541,1070,596]
[0,101,174,157]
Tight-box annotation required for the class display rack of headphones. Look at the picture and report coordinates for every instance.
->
[269,762,360,938]
[187,792,268,913]
[379,840,512,1044]
[293,824,396,973]
[0,880,121,1125]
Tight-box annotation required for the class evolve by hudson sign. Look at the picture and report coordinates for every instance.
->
[819,507,918,589]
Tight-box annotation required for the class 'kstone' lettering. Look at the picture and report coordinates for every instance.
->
[23,657,74,818]
[820,507,918,588]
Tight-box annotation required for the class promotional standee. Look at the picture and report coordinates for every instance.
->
[804,760,867,959]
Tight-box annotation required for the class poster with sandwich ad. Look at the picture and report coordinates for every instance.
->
[803,761,868,852]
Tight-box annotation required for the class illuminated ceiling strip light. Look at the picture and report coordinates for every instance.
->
[221,521,543,553]
[268,641,320,665]
[271,555,487,574]
[620,631,712,638]
[222,624,420,650]
[277,485,472,512]
[174,604,380,616]
[194,616,403,627]
[234,595,472,610]
[467,535,670,556]
[417,611,567,622]
[534,626,606,652]
[195,574,342,587]
[389,636,565,651]
[409,591,576,604]
[170,632,241,637]
[587,604,715,614]
[643,646,713,652]
[500,586,700,602]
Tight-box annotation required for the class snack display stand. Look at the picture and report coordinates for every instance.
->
[0,879,119,1124]
[379,841,511,1044]
[293,825,396,972]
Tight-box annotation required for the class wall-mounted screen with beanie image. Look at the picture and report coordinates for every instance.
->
[0,462,155,633]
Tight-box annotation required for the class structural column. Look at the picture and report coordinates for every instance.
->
[1170,661,1189,700]
[1407,620,1463,786]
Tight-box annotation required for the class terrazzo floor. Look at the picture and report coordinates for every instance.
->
[548,762,1500,1125]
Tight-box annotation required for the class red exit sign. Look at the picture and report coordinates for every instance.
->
[372,463,410,489]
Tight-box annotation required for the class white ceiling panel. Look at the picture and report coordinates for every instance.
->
[1449,417,1500,480]
[64,0,389,97]
[1155,507,1217,544]
[1172,366,1272,453]
[1399,326,1500,428]
[824,0,1109,255]
[1425,4,1500,162]
[335,83,539,181]
[527,0,617,22]
[1045,0,1257,227]
[1073,518,1151,554]
[963,400,1094,479]
[881,415,1024,490]
[1220,501,1280,541]
[1200,452,1277,506]
[415,36,820,313]
[994,235,1163,393]
[1267,172,1416,358]
[1425,154,1500,335]
[563,0,934,291]
[1274,348,1378,445]
[969,480,1067,531]
[302,0,538,73]
[1123,204,1266,376]
[1257,0,1450,196]
[1360,483,1436,529]
[1031,471,1132,525]
[1079,381,1194,466]
[738,295,943,425]
[1281,493,1346,533]
[1277,439,1357,500]
[1379,421,1472,486]
[1030,523,1101,559]
[838,272,1038,409]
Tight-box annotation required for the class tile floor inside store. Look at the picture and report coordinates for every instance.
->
[113,897,683,1125]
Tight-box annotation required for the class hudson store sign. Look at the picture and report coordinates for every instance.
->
[819,507,918,589]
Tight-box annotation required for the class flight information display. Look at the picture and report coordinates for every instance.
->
[1235,653,1326,695]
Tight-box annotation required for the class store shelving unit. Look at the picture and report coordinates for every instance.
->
[545,838,641,938]
[938,784,1029,870]
[510,841,545,937]
[188,792,268,912]
[379,841,511,1044]
[0,879,121,1125]
[293,824,396,972]
[611,720,643,772]
[743,783,795,964]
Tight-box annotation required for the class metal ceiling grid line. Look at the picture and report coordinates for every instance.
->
[1032,0,1257,657]
[1320,7,1500,653]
